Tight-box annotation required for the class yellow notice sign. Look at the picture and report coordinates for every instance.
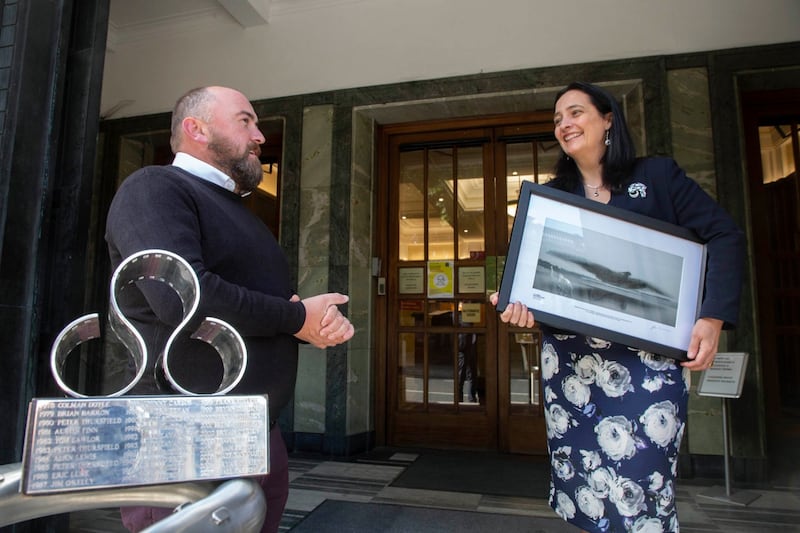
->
[427,261,454,299]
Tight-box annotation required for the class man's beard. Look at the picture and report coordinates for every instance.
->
[208,137,262,193]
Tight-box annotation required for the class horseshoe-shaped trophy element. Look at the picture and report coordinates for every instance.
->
[50,249,247,397]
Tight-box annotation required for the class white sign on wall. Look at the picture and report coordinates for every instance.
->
[696,352,749,399]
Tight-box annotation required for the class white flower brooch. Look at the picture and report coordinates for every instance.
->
[628,182,647,198]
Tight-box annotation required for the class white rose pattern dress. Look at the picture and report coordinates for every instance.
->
[533,158,746,533]
[541,330,686,533]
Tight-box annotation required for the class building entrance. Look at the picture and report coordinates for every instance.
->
[377,114,559,453]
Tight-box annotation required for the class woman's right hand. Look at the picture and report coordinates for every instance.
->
[489,292,535,328]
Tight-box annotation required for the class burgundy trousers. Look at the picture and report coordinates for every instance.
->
[120,425,289,533]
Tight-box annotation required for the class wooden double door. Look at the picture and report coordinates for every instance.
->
[376,113,558,454]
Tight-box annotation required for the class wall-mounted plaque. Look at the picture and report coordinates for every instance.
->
[21,395,269,494]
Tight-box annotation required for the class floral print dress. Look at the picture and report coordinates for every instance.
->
[541,329,687,533]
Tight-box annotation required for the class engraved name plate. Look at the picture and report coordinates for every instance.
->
[21,395,269,494]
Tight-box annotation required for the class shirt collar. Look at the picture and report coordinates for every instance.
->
[172,152,238,194]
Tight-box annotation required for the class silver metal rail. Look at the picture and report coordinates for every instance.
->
[0,463,266,531]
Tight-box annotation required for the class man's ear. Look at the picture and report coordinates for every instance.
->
[182,117,209,144]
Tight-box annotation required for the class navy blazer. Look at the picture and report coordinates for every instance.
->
[564,157,745,328]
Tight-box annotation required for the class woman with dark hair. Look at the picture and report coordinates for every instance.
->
[550,81,637,194]
[491,82,745,532]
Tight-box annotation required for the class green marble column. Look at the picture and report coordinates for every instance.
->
[294,105,334,434]
[668,67,725,456]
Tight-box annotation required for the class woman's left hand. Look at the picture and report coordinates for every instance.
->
[489,292,535,328]
[681,317,724,371]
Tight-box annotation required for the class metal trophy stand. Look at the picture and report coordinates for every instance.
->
[0,250,270,530]
[696,352,760,506]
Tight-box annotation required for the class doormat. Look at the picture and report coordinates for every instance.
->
[389,449,550,499]
[289,500,573,533]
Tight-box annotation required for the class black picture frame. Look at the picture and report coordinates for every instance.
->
[497,181,707,360]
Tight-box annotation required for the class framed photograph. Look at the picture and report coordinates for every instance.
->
[497,181,707,360]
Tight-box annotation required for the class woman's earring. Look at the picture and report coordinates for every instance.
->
[604,129,611,146]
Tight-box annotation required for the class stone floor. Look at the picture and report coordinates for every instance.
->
[66,449,800,532]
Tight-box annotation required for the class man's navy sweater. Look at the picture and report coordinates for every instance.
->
[106,165,306,421]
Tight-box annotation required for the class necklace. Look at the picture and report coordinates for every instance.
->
[583,182,603,197]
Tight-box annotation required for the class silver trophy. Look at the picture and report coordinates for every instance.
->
[2,250,269,530]
[50,249,248,397]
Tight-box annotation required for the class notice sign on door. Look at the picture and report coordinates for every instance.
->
[696,352,749,398]
[458,266,485,294]
[460,302,482,324]
[398,267,424,294]
[427,261,454,298]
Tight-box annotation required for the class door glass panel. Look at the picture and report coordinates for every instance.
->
[396,141,490,412]
[509,332,541,407]
[457,302,485,405]
[459,332,485,405]
[428,301,455,405]
[399,299,425,326]
[504,139,550,412]
[399,150,426,261]
[398,332,424,405]
[428,148,455,260]
[428,300,455,327]
[505,139,558,227]
[456,146,485,259]
[505,143,532,223]
[759,124,797,184]
[428,332,455,405]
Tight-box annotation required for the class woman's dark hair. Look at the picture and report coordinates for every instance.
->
[549,82,636,193]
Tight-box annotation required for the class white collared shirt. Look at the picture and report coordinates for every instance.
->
[172,152,237,194]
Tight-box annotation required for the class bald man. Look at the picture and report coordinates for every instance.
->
[106,86,354,532]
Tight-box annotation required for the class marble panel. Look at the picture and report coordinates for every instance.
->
[346,113,374,437]
[347,347,372,435]
[327,267,349,308]
[621,82,646,157]
[346,267,372,343]
[351,112,374,191]
[668,68,716,196]
[296,265,329,299]
[324,349,348,432]
[328,186,352,268]
[348,179,373,270]
[298,104,332,281]
[669,68,725,458]
[298,186,331,268]
[687,390,724,455]
[300,105,333,189]
[294,345,327,433]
